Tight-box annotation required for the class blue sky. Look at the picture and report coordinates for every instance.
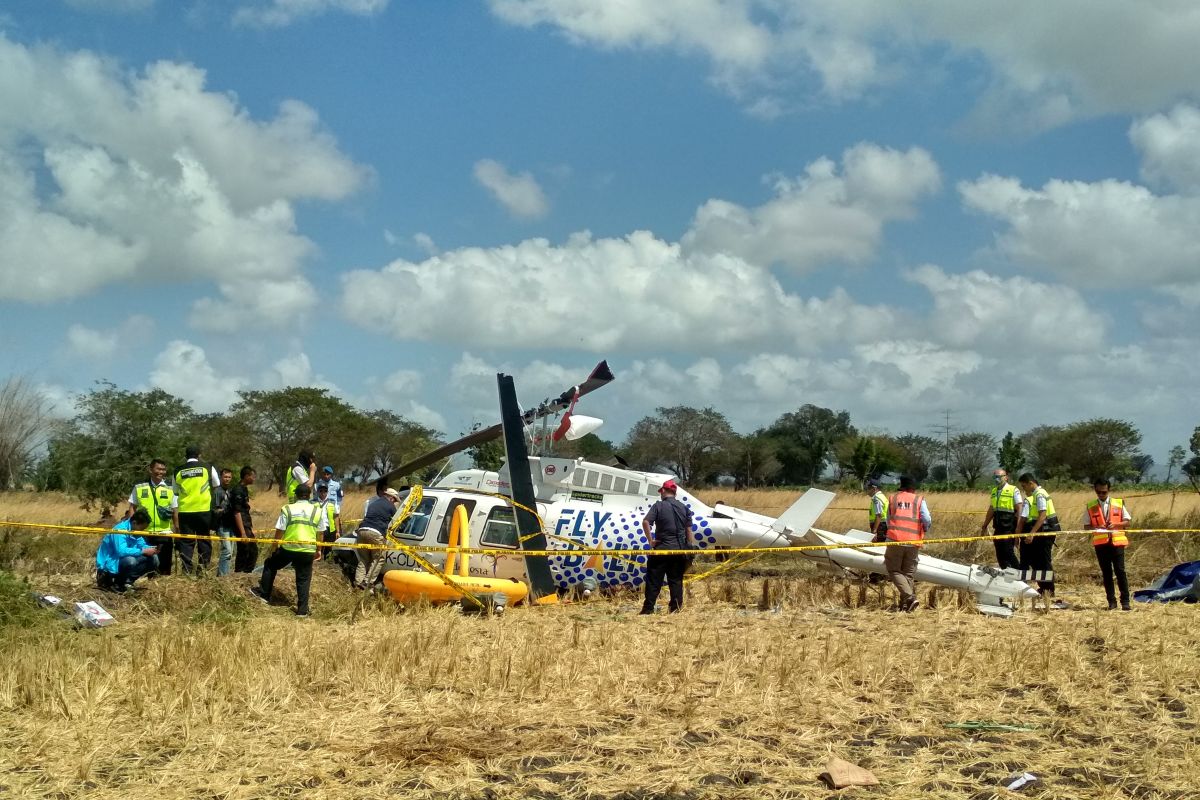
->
[2,1,1199,471]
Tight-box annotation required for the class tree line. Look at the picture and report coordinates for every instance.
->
[3,378,1199,507]
[7,381,441,512]
[612,405,1200,490]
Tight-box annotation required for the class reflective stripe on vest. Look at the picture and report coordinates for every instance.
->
[1024,486,1057,521]
[868,491,889,524]
[286,464,303,503]
[989,483,1017,513]
[135,482,175,533]
[1087,498,1128,547]
[282,502,322,553]
[322,500,337,534]
[174,463,212,513]
[886,491,925,545]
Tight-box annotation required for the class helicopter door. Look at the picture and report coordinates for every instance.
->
[380,495,439,573]
[472,503,528,581]
[434,497,477,572]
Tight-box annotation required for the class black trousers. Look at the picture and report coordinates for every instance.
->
[234,529,259,573]
[1094,543,1130,607]
[260,548,316,615]
[151,533,174,575]
[642,554,688,613]
[1019,534,1056,595]
[177,511,213,574]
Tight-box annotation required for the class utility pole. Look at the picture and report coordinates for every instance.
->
[930,409,957,483]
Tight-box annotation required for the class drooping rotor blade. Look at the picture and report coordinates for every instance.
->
[498,372,557,600]
[378,360,614,484]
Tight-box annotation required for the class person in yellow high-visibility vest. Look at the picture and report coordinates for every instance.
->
[172,444,219,574]
[1083,477,1132,611]
[249,483,327,617]
[128,458,177,575]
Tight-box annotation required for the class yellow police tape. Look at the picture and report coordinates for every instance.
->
[4,519,1199,558]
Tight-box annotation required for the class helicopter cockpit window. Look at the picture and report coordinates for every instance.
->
[479,506,519,548]
[390,497,437,540]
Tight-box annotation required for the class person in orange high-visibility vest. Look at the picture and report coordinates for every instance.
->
[885,475,932,612]
[1083,477,1132,611]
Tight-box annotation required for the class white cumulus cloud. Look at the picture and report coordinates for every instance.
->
[0,34,365,327]
[148,340,247,413]
[473,158,550,219]
[233,0,389,28]
[63,315,154,361]
[339,230,894,353]
[959,173,1200,289]
[683,143,940,271]
[489,0,1200,128]
[1130,104,1200,195]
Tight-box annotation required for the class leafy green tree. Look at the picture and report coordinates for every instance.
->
[837,435,902,483]
[343,410,442,482]
[727,432,781,487]
[554,433,616,462]
[1130,454,1154,484]
[890,434,941,483]
[1165,445,1187,484]
[470,437,506,472]
[1027,419,1144,481]
[1182,427,1200,483]
[622,406,735,484]
[949,431,997,488]
[996,431,1026,475]
[761,405,856,485]
[229,388,360,494]
[47,383,196,512]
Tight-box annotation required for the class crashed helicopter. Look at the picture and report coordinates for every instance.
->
[334,361,1039,616]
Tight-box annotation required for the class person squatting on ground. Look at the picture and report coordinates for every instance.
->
[213,467,235,577]
[128,458,176,575]
[96,508,160,592]
[173,445,220,574]
[1017,473,1060,603]
[981,469,1023,571]
[286,450,317,503]
[640,479,694,614]
[250,483,327,617]
[355,486,402,589]
[1085,478,1133,611]
[229,466,258,573]
[885,475,931,612]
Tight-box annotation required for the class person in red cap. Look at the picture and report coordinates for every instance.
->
[639,479,694,614]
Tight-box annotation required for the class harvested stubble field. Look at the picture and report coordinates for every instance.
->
[2,489,1199,800]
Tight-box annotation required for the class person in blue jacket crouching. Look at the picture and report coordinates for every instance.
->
[96,508,160,592]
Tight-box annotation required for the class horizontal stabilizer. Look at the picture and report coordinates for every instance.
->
[772,489,835,539]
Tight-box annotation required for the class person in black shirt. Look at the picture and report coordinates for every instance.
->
[230,466,258,573]
[640,479,694,614]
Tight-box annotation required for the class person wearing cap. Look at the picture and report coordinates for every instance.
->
[866,480,889,542]
[354,486,402,590]
[639,479,694,614]
[172,444,220,574]
[316,482,341,554]
[316,466,343,513]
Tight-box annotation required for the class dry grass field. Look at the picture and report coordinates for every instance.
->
[2,488,1199,800]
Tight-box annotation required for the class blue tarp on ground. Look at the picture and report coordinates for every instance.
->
[1134,560,1200,603]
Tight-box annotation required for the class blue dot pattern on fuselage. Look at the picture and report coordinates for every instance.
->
[548,497,717,591]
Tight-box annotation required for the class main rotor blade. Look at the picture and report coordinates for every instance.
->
[378,360,614,484]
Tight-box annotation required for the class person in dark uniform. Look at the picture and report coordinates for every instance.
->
[639,479,694,614]
[1017,472,1062,606]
